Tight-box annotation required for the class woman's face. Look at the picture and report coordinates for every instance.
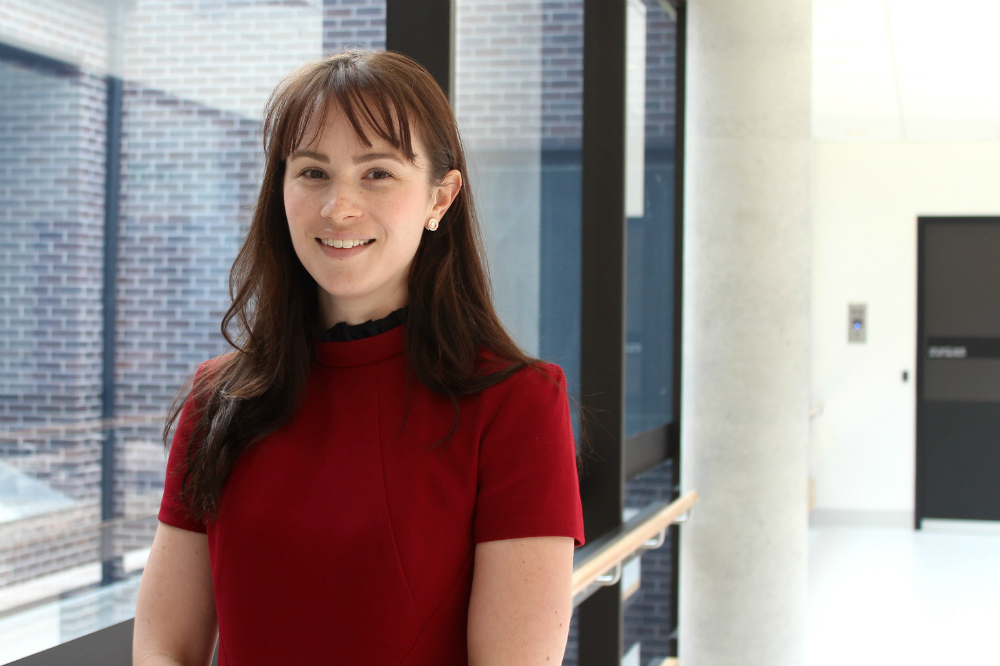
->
[283,103,461,327]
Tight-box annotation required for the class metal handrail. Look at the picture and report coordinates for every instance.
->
[571,490,698,605]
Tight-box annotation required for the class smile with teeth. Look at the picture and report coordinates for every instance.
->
[319,238,374,249]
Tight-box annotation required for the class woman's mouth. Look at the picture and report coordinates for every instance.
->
[318,238,375,249]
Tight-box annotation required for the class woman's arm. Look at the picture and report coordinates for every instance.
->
[133,522,218,666]
[467,536,575,666]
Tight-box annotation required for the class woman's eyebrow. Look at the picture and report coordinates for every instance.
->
[353,152,405,165]
[287,150,406,165]
[288,150,328,163]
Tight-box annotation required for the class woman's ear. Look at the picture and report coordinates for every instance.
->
[430,169,463,221]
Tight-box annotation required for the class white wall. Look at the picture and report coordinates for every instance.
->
[810,140,1000,523]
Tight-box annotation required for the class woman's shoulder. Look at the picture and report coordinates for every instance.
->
[474,349,568,405]
[472,353,576,474]
[177,352,237,414]
[192,351,236,384]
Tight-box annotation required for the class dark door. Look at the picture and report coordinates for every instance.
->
[917,217,1000,526]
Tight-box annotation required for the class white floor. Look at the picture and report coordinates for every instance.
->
[807,524,1000,666]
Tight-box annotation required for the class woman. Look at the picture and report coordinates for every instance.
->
[133,50,584,666]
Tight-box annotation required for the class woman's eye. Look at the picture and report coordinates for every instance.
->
[366,168,393,181]
[301,168,326,179]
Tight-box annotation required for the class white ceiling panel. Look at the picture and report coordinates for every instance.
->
[886,0,1000,42]
[814,74,897,100]
[813,117,904,141]
[904,105,1000,131]
[814,0,886,44]
[813,0,1000,142]
[897,75,1000,104]
[904,118,1000,142]
[892,41,1000,78]
[813,103,899,121]
[814,41,893,77]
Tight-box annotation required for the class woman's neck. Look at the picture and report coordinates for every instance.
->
[318,288,407,328]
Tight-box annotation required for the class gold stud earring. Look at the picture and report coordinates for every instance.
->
[427,218,439,231]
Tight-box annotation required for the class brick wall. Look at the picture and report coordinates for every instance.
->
[107,0,387,576]
[324,0,385,53]
[0,0,108,72]
[0,504,98,589]
[121,0,324,121]
[457,0,676,374]
[541,0,584,150]
[107,86,259,562]
[643,2,677,146]
[624,460,676,664]
[454,0,674,150]
[111,0,386,428]
[0,57,108,588]
[456,3,546,150]
[454,0,587,150]
[0,61,106,499]
[0,0,387,593]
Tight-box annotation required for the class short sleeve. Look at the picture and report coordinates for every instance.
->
[474,363,585,547]
[158,365,210,534]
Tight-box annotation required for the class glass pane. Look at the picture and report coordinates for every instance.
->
[454,4,583,661]
[624,458,676,663]
[0,0,385,659]
[624,0,678,439]
[454,0,584,429]
[623,4,680,663]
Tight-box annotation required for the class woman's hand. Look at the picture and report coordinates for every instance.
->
[467,536,575,666]
[133,522,218,666]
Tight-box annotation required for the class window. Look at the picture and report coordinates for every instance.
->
[0,1,385,660]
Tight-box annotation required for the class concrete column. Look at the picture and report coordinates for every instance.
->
[679,1,812,665]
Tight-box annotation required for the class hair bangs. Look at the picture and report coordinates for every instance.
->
[265,55,419,165]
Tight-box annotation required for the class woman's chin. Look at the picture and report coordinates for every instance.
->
[317,285,372,303]
[316,282,405,317]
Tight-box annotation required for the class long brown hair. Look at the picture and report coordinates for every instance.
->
[165,50,541,522]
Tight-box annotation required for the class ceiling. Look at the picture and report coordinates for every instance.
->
[813,0,1000,142]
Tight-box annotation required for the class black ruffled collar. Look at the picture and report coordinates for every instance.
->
[316,307,406,342]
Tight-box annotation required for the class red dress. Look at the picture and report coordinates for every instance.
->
[158,325,585,665]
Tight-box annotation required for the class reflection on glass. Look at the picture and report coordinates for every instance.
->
[623,2,679,664]
[623,458,675,663]
[0,0,385,656]
[454,1,584,430]
[625,0,678,438]
[454,6,584,658]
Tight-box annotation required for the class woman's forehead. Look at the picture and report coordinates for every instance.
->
[292,100,421,160]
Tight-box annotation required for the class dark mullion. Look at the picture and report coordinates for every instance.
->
[385,0,453,102]
[915,217,926,529]
[668,1,687,656]
[577,0,628,664]
[100,73,123,586]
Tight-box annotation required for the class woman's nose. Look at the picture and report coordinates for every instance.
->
[320,182,362,221]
